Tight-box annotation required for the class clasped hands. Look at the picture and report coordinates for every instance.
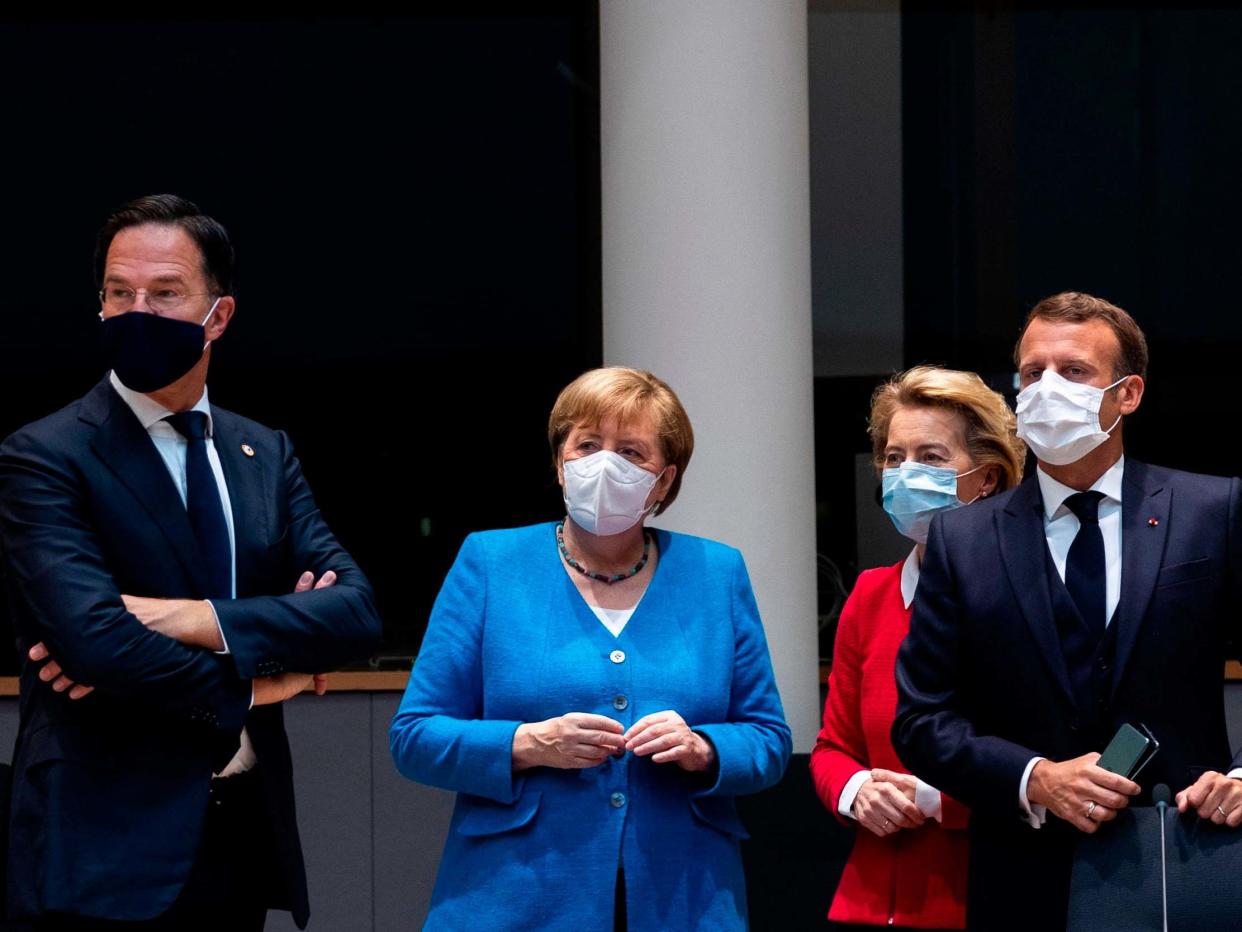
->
[852,769,927,838]
[28,570,337,705]
[1028,752,1242,833]
[512,709,716,773]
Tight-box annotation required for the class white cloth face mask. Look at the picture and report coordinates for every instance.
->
[562,450,662,536]
[1015,368,1128,466]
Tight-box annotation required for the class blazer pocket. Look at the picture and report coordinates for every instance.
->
[1155,557,1211,589]
[455,791,543,838]
[689,795,750,840]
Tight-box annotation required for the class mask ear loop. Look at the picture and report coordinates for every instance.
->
[201,297,222,351]
[642,465,671,520]
[956,462,987,504]
[1100,374,1131,435]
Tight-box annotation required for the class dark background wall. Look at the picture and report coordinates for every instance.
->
[0,7,601,672]
[902,7,1242,472]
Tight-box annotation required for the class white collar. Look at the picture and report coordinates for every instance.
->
[109,370,213,435]
[900,547,920,610]
[1035,455,1125,521]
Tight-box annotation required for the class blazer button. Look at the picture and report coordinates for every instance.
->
[613,695,628,711]
[610,792,626,808]
[609,650,626,664]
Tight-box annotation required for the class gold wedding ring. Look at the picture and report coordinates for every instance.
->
[1218,805,1228,818]
[1086,801,1097,820]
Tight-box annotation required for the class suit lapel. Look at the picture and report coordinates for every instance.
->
[997,476,1078,709]
[1111,459,1170,695]
[83,378,212,596]
[210,408,271,598]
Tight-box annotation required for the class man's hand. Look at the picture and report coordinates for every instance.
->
[27,642,93,700]
[1027,752,1140,833]
[1176,771,1242,827]
[853,768,926,837]
[253,672,315,706]
[623,710,717,773]
[294,570,337,695]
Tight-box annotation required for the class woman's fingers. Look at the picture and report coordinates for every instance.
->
[566,712,625,733]
[857,781,924,832]
[582,729,627,751]
[629,723,682,755]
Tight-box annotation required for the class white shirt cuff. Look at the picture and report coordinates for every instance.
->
[205,599,231,655]
[1019,756,1048,828]
[1227,768,1242,780]
[915,778,944,822]
[838,769,872,820]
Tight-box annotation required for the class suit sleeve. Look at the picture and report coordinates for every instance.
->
[211,431,381,678]
[809,583,871,824]
[892,514,1038,818]
[693,549,793,798]
[0,429,251,732]
[388,533,525,803]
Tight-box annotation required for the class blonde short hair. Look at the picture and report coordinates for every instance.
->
[548,367,694,515]
[868,365,1025,491]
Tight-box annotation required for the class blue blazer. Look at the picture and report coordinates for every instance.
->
[0,377,382,926]
[390,523,791,931]
[893,461,1242,930]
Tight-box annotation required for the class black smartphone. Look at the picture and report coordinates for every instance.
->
[1097,722,1159,779]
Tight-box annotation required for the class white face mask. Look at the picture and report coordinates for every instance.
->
[562,450,663,536]
[1015,369,1128,466]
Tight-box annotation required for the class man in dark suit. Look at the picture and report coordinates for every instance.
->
[893,291,1242,930]
[0,194,382,930]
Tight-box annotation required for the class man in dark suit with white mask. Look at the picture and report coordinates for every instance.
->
[894,291,1242,930]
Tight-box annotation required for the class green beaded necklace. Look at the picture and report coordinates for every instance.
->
[557,520,652,584]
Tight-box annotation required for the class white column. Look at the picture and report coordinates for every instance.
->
[600,0,818,750]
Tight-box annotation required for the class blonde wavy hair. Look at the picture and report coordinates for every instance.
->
[868,365,1025,490]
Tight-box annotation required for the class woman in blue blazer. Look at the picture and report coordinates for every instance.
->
[391,367,791,931]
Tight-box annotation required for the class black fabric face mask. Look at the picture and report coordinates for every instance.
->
[100,304,216,393]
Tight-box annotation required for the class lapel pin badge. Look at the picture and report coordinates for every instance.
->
[1147,517,1159,527]
[241,443,256,458]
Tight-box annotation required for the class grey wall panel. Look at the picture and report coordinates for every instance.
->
[809,0,905,378]
[371,695,456,932]
[0,701,16,761]
[268,693,374,932]
[1225,683,1242,751]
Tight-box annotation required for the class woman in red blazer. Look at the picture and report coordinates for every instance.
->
[810,367,1025,930]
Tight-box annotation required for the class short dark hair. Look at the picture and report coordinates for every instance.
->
[1013,291,1148,381]
[95,194,235,295]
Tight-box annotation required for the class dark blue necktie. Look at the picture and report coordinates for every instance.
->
[1064,491,1107,639]
[165,411,232,600]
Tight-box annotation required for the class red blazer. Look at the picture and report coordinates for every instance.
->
[810,561,969,929]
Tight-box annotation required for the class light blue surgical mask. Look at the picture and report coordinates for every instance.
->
[881,461,982,544]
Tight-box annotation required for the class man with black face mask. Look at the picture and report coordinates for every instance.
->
[892,292,1242,931]
[0,194,382,930]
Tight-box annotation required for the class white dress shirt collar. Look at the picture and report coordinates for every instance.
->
[1035,454,1125,521]
[109,370,213,435]
[900,547,920,610]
